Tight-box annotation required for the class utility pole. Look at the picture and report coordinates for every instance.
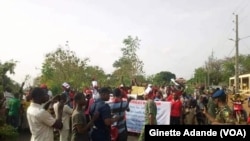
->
[235,14,239,94]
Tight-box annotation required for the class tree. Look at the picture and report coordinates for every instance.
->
[84,66,107,88]
[40,45,108,94]
[204,51,224,86]
[238,54,250,74]
[220,57,235,85]
[152,71,176,86]
[0,60,19,140]
[41,46,90,94]
[0,60,17,92]
[193,67,206,86]
[112,36,144,86]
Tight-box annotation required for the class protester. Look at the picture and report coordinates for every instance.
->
[6,92,21,129]
[109,88,133,141]
[62,82,73,108]
[138,90,157,141]
[53,94,73,141]
[71,92,99,141]
[3,87,14,123]
[170,92,182,125]
[92,79,100,101]
[206,88,218,124]
[90,87,122,141]
[84,89,94,123]
[27,87,64,141]
[154,91,163,101]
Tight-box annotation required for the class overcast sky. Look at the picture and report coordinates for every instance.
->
[1,0,250,86]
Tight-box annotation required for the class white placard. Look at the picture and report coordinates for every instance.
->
[126,100,171,133]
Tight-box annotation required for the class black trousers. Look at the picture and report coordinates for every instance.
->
[170,116,181,125]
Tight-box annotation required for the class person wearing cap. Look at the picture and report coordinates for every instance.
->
[203,90,235,125]
[62,82,72,108]
[40,84,53,99]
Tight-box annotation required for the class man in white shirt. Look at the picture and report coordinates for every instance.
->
[53,94,73,141]
[27,87,64,141]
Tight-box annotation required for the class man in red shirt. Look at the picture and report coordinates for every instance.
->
[170,92,182,125]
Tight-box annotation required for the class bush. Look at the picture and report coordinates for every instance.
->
[0,124,19,141]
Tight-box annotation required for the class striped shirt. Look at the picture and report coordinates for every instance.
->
[108,99,128,134]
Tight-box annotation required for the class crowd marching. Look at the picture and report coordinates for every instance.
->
[0,78,250,141]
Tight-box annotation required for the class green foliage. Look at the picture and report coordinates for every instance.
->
[0,60,17,90]
[0,60,21,140]
[239,54,250,74]
[41,47,89,90]
[192,54,250,89]
[40,46,107,92]
[0,124,19,140]
[152,71,176,86]
[112,36,144,85]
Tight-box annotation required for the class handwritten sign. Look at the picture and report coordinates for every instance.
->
[131,86,145,95]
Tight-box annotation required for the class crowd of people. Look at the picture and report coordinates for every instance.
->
[1,78,250,141]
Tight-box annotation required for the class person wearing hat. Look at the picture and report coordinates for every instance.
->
[40,84,53,99]
[62,82,72,108]
[203,90,235,125]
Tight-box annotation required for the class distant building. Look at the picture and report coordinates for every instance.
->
[229,73,250,93]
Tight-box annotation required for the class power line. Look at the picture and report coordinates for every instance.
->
[233,0,249,14]
[240,40,250,53]
[223,0,249,58]
[215,14,235,55]
[234,0,250,24]
[227,47,235,57]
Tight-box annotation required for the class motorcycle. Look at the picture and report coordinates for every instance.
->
[230,96,247,124]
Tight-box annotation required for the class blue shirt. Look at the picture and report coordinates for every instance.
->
[90,98,111,141]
